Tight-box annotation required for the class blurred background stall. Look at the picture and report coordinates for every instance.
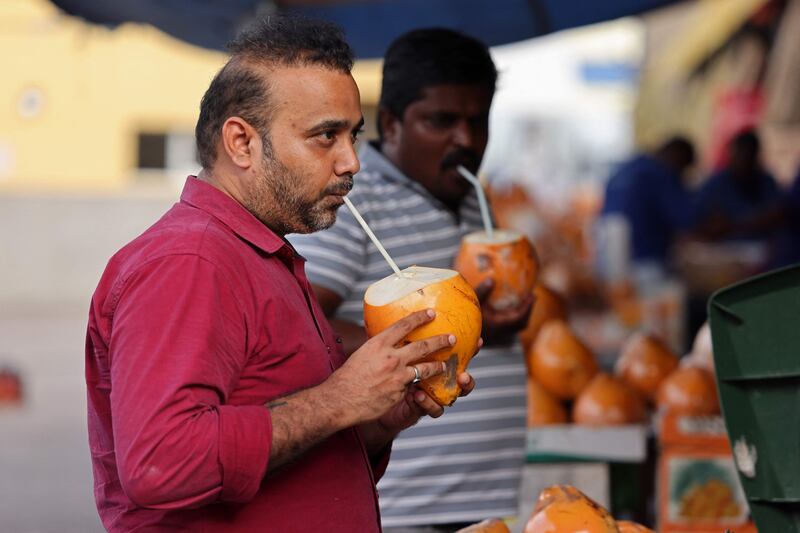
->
[2,0,799,531]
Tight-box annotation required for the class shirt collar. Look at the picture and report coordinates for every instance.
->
[180,176,288,255]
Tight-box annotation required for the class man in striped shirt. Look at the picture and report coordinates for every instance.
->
[290,29,532,531]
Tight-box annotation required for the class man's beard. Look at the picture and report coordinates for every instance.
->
[244,137,353,235]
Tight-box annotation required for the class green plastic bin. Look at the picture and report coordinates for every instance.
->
[709,264,800,532]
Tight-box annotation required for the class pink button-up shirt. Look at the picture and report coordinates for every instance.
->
[86,177,386,532]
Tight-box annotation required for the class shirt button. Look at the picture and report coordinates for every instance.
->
[326,345,331,353]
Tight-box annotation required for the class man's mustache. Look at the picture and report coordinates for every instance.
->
[323,176,354,197]
[441,149,481,172]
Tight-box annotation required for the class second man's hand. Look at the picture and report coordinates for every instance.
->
[475,279,535,346]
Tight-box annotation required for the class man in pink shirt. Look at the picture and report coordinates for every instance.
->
[85,15,476,532]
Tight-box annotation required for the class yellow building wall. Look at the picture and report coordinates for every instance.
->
[0,0,382,192]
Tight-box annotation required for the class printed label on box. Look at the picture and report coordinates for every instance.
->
[665,456,749,525]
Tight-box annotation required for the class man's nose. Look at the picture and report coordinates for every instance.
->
[452,120,476,149]
[335,140,361,176]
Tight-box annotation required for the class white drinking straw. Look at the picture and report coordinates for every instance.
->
[343,196,404,277]
[457,165,494,239]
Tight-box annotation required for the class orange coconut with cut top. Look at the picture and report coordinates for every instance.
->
[363,266,482,406]
[573,373,647,426]
[524,485,620,533]
[615,332,679,402]
[520,284,568,354]
[529,320,598,400]
[454,229,539,312]
[656,366,720,416]
[527,379,568,426]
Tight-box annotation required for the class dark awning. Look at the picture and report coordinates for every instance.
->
[48,0,684,58]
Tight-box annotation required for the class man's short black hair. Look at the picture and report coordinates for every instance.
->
[195,15,354,169]
[658,135,696,169]
[378,28,497,140]
[730,128,760,156]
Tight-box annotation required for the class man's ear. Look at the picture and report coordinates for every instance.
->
[378,108,402,147]
[220,116,260,170]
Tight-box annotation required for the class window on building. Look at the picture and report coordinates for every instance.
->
[135,131,199,186]
[137,133,167,169]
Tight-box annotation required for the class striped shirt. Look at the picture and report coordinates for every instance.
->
[289,142,527,527]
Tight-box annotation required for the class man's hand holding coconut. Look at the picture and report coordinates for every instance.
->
[331,307,479,451]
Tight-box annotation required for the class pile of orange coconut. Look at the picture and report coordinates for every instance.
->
[523,305,720,427]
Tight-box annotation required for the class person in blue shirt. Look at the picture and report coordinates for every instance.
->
[601,136,697,264]
[766,164,800,268]
[694,129,783,242]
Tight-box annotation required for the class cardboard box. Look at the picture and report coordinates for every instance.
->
[657,412,757,533]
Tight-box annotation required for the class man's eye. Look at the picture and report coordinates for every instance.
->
[321,131,336,140]
[428,115,456,128]
[351,128,365,142]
